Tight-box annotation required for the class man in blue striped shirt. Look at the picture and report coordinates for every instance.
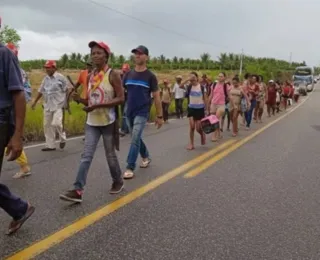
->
[122,45,163,179]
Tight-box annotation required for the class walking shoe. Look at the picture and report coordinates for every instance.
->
[140,158,151,168]
[59,190,82,203]
[123,169,134,179]
[41,147,56,152]
[59,142,66,149]
[12,171,31,179]
[109,182,124,194]
[7,203,35,235]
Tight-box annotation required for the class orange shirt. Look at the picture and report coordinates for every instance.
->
[77,70,89,99]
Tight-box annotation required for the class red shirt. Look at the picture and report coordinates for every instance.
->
[248,84,260,100]
[283,86,291,96]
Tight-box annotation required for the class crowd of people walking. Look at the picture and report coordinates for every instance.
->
[0,30,299,234]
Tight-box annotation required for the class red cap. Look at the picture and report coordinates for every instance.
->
[6,43,18,56]
[121,63,130,72]
[44,60,57,68]
[88,41,111,54]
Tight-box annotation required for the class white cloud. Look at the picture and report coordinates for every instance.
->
[1,0,320,65]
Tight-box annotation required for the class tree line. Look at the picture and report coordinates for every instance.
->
[1,23,319,79]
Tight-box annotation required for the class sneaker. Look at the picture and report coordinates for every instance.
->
[109,182,124,194]
[59,142,66,149]
[59,190,82,203]
[12,171,31,179]
[140,158,151,168]
[123,169,134,179]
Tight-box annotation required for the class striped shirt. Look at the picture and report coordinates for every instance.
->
[188,84,205,109]
[123,69,158,118]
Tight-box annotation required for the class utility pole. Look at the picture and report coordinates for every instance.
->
[239,48,244,76]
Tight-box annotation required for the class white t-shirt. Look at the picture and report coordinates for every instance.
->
[172,83,185,99]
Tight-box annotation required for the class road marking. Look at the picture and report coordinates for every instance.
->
[23,118,178,150]
[183,93,311,178]
[5,139,236,260]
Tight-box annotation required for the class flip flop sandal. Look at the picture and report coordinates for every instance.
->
[7,205,35,235]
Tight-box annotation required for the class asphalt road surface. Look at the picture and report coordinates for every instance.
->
[1,88,319,260]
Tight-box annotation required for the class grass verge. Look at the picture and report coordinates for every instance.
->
[24,100,188,142]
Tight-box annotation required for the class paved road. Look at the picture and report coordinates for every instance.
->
[0,89,318,260]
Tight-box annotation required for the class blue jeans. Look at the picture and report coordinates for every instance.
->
[245,99,257,127]
[0,121,28,220]
[126,116,149,170]
[120,102,129,134]
[74,123,122,190]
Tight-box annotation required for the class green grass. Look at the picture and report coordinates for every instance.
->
[24,100,188,142]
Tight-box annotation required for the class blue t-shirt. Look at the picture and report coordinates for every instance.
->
[123,69,158,118]
[0,43,24,124]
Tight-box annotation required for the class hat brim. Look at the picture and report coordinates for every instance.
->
[131,48,147,55]
[88,41,98,48]
[44,65,56,68]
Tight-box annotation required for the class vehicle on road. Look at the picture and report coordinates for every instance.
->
[293,66,314,92]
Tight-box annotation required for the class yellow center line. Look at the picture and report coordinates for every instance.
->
[5,140,236,260]
[184,94,311,178]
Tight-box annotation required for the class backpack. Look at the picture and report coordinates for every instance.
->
[211,82,229,104]
[185,84,205,103]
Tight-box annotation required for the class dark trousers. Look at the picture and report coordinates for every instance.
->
[0,121,28,220]
[175,98,184,118]
[120,102,129,134]
[162,102,170,121]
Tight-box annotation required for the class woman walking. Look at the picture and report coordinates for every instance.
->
[229,76,250,137]
[60,41,124,203]
[185,72,207,150]
[254,75,267,123]
[244,74,259,130]
[266,80,277,117]
[208,72,230,141]
[161,79,171,123]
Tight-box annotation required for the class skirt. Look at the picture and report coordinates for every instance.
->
[187,107,205,121]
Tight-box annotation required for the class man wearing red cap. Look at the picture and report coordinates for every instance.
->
[59,41,124,202]
[119,63,130,137]
[0,34,35,235]
[31,60,68,151]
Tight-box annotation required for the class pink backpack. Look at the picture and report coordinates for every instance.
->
[201,115,220,134]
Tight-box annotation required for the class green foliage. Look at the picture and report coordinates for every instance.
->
[20,52,305,80]
[24,100,188,141]
[0,25,21,46]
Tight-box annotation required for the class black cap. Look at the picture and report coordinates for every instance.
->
[131,45,149,56]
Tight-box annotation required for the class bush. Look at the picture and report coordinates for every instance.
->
[24,100,189,142]
[25,103,86,142]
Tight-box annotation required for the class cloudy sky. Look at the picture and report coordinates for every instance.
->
[1,0,319,65]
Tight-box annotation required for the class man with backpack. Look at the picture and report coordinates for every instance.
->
[207,72,231,142]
